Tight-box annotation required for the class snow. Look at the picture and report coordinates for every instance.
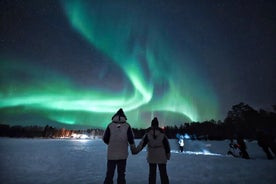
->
[0,138,275,184]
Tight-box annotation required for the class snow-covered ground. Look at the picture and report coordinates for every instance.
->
[0,138,275,184]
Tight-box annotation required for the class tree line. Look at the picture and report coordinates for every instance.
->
[0,102,275,140]
[155,103,276,140]
[0,124,104,139]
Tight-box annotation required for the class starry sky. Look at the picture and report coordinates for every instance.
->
[0,0,275,129]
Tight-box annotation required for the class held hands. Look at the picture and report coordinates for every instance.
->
[130,143,144,155]
[131,144,171,160]
[130,144,139,155]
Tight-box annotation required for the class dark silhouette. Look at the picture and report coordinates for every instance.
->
[1,102,276,141]
[102,108,135,184]
[133,117,171,184]
[236,136,250,159]
[256,130,276,159]
[227,139,239,157]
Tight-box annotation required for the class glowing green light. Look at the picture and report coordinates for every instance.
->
[0,1,219,128]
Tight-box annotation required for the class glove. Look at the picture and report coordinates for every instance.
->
[130,144,138,155]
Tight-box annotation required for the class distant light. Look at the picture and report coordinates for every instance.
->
[71,133,89,139]
[170,150,222,156]
[184,133,190,139]
[80,134,89,139]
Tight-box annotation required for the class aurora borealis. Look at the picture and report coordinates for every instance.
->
[0,0,275,128]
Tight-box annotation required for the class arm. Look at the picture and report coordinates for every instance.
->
[132,134,148,154]
[163,136,171,160]
[102,126,110,144]
[127,125,137,154]
[127,126,135,145]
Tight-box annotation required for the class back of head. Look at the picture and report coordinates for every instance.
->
[112,108,127,123]
[151,117,159,128]
[150,117,160,139]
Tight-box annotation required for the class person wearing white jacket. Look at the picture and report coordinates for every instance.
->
[103,108,135,184]
[133,117,171,184]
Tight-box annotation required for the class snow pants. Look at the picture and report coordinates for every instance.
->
[149,163,169,184]
[104,159,126,184]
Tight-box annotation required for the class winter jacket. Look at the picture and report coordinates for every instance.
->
[135,127,171,164]
[103,114,135,160]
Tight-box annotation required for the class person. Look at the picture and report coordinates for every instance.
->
[178,135,184,152]
[227,139,239,157]
[236,136,250,159]
[256,130,276,160]
[133,117,171,184]
[103,108,135,184]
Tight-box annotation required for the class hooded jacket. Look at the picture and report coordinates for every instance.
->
[135,127,171,164]
[103,109,135,160]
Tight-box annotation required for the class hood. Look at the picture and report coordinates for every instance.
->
[112,114,127,123]
[111,108,127,123]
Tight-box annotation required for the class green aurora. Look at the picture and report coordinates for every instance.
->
[0,0,218,128]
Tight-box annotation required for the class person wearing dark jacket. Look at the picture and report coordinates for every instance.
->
[133,117,171,184]
[236,136,250,159]
[103,108,135,184]
[257,130,276,160]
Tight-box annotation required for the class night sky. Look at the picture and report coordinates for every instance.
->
[0,0,275,128]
